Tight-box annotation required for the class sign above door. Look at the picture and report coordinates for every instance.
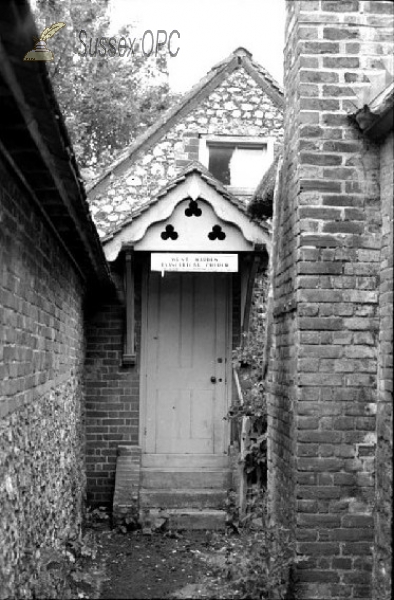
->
[151,253,238,273]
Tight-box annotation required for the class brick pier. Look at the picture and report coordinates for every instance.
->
[267,2,393,599]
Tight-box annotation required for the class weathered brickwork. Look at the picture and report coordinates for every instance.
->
[0,161,86,597]
[90,67,283,238]
[268,2,393,599]
[84,264,142,506]
[267,158,298,534]
[374,131,393,600]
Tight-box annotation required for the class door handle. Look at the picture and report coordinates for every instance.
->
[210,376,217,383]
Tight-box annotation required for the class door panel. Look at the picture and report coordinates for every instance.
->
[143,272,229,467]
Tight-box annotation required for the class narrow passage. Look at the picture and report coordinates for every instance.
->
[97,529,225,599]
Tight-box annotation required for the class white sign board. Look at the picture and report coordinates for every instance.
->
[151,253,238,273]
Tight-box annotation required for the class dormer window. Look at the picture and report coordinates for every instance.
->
[200,135,274,195]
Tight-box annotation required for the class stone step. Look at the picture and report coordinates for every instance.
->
[144,508,226,530]
[142,454,229,469]
[141,469,231,490]
[140,489,226,509]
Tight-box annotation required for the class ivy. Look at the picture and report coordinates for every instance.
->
[229,271,268,488]
[220,491,301,600]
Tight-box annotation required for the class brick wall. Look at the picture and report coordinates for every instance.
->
[266,0,300,537]
[267,152,297,532]
[0,160,86,597]
[84,260,142,506]
[268,2,393,599]
[374,131,393,600]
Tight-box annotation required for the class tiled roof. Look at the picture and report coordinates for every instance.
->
[102,161,269,243]
[87,47,284,199]
[247,57,284,103]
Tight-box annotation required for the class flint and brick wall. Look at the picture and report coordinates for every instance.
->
[0,160,86,597]
[89,67,283,239]
[268,2,393,599]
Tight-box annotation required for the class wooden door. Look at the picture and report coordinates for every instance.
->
[142,272,229,469]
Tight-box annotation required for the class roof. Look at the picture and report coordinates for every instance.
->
[102,161,268,244]
[248,154,282,222]
[102,162,271,262]
[87,47,284,199]
[0,0,111,288]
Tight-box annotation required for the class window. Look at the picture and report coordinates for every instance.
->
[200,136,274,194]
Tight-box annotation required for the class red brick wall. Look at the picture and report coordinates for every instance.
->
[0,158,86,596]
[268,2,393,598]
[84,263,142,506]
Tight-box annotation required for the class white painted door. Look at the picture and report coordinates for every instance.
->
[143,272,229,468]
